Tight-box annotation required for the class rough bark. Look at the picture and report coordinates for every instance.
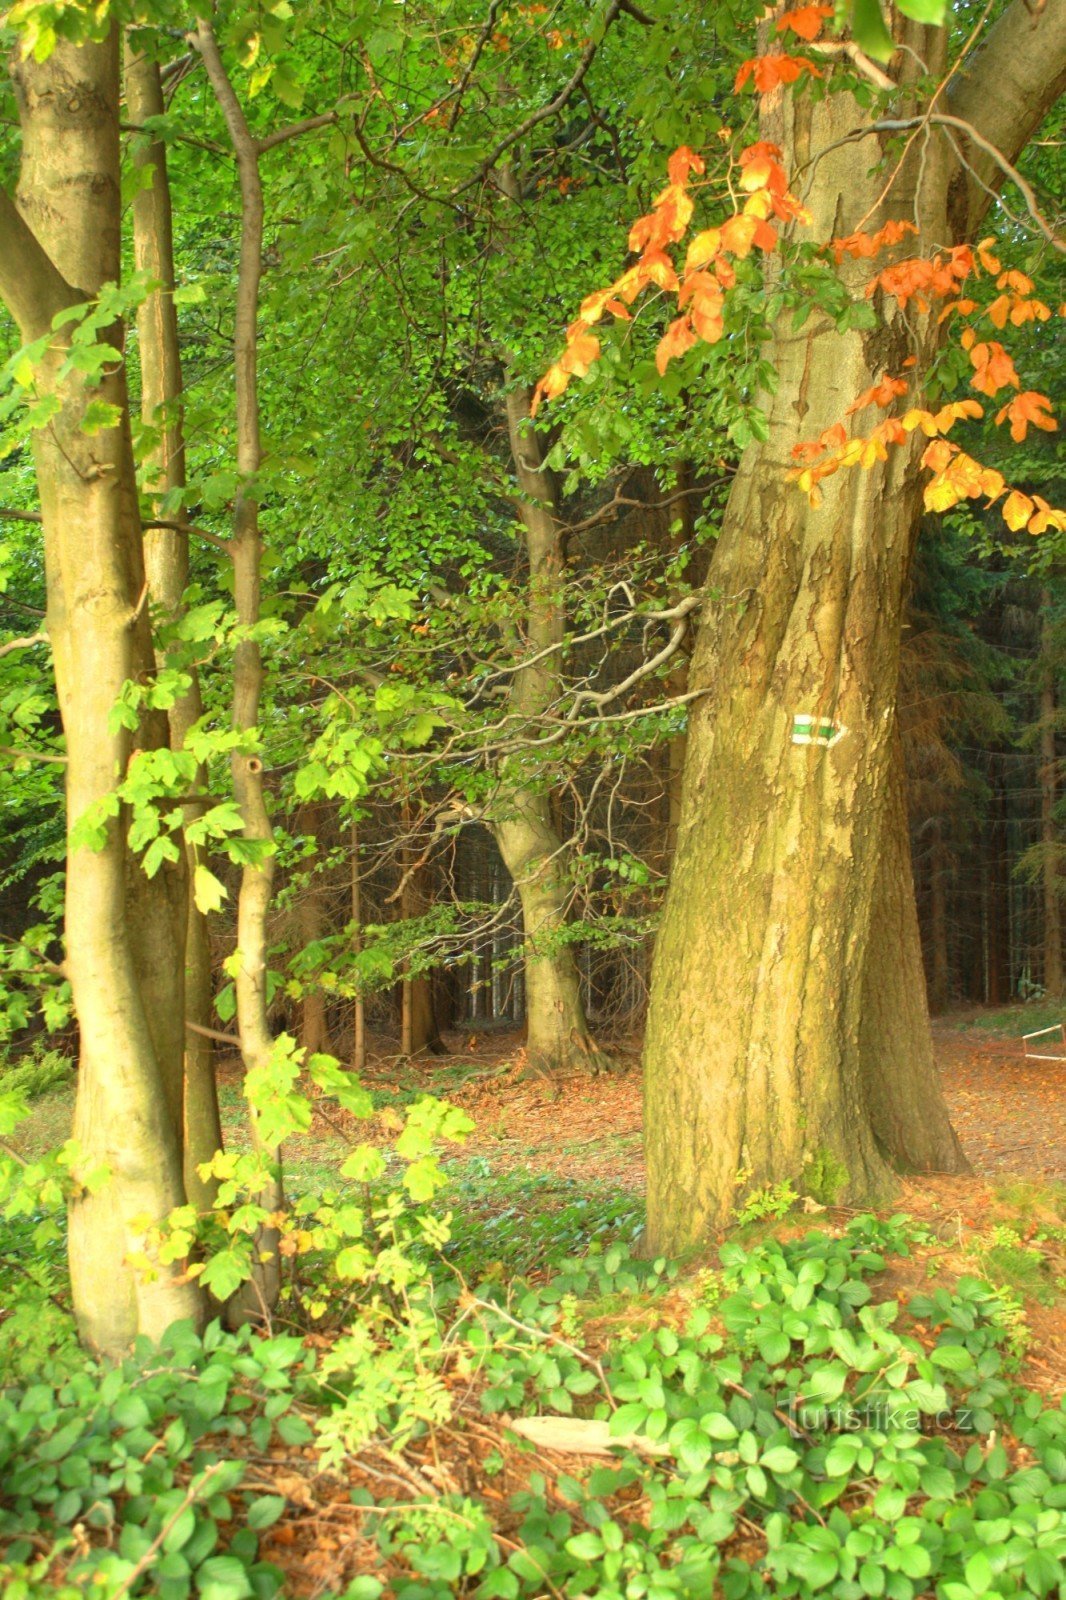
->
[195,22,282,1320]
[645,29,948,1251]
[125,39,223,1205]
[4,29,203,1352]
[859,734,968,1173]
[492,387,607,1077]
[1040,597,1063,998]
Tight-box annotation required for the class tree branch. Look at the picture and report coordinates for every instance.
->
[0,189,78,339]
[455,0,626,196]
[872,115,1062,249]
[947,0,1066,239]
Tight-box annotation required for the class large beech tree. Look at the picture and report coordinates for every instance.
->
[640,2,1066,1250]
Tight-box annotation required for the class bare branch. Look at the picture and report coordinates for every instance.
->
[873,114,1063,249]
[0,631,47,659]
[455,0,626,196]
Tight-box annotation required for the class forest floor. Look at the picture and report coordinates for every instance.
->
[3,1001,1066,1598]
[313,1004,1066,1190]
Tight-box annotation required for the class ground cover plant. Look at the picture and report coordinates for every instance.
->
[1,1136,1064,1600]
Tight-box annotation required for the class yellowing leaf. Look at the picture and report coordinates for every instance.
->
[194,864,228,915]
[1002,490,1034,532]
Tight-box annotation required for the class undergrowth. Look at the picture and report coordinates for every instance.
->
[0,1157,1063,1600]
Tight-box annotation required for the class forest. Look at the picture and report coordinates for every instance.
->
[0,0,1064,1595]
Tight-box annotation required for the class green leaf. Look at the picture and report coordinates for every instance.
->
[761,1445,799,1474]
[896,0,946,22]
[564,1532,603,1561]
[245,1496,285,1530]
[196,1555,254,1600]
[851,0,897,62]
[81,399,123,436]
[758,1330,791,1366]
[928,1343,974,1371]
[963,1551,993,1595]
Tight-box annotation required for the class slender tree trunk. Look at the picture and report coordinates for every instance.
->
[296,806,333,1058]
[398,804,444,1058]
[195,23,281,1320]
[927,819,951,1015]
[1039,597,1063,998]
[125,39,222,1205]
[350,818,366,1072]
[5,29,202,1352]
[493,387,607,1076]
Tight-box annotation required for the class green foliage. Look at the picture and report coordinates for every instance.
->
[3,1173,1066,1600]
[0,1317,310,1600]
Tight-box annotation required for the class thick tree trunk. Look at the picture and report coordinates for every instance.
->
[492,387,605,1076]
[196,23,282,1320]
[1039,599,1063,999]
[7,30,202,1352]
[643,42,955,1251]
[642,0,1066,1250]
[126,40,223,1205]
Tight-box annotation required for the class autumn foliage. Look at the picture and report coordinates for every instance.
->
[537,128,1063,543]
[532,142,809,412]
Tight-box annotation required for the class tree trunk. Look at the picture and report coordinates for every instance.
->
[859,736,968,1174]
[6,29,203,1352]
[644,36,955,1251]
[641,0,1066,1250]
[927,819,951,1015]
[398,805,444,1058]
[492,387,606,1076]
[1039,597,1063,998]
[125,39,222,1206]
[296,807,333,1059]
[195,23,282,1321]
[350,818,366,1072]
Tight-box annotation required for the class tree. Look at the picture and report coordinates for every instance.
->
[533,1,1066,1248]
[640,2,1066,1247]
[0,25,203,1350]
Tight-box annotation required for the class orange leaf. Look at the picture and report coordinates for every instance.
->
[775,4,833,41]
[531,363,569,414]
[655,315,697,374]
[734,52,821,94]
[830,219,917,264]
[684,227,722,273]
[994,390,1057,443]
[968,340,1020,398]
[720,214,760,258]
[1028,496,1066,535]
[667,145,705,185]
[846,374,908,414]
[976,237,1001,274]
